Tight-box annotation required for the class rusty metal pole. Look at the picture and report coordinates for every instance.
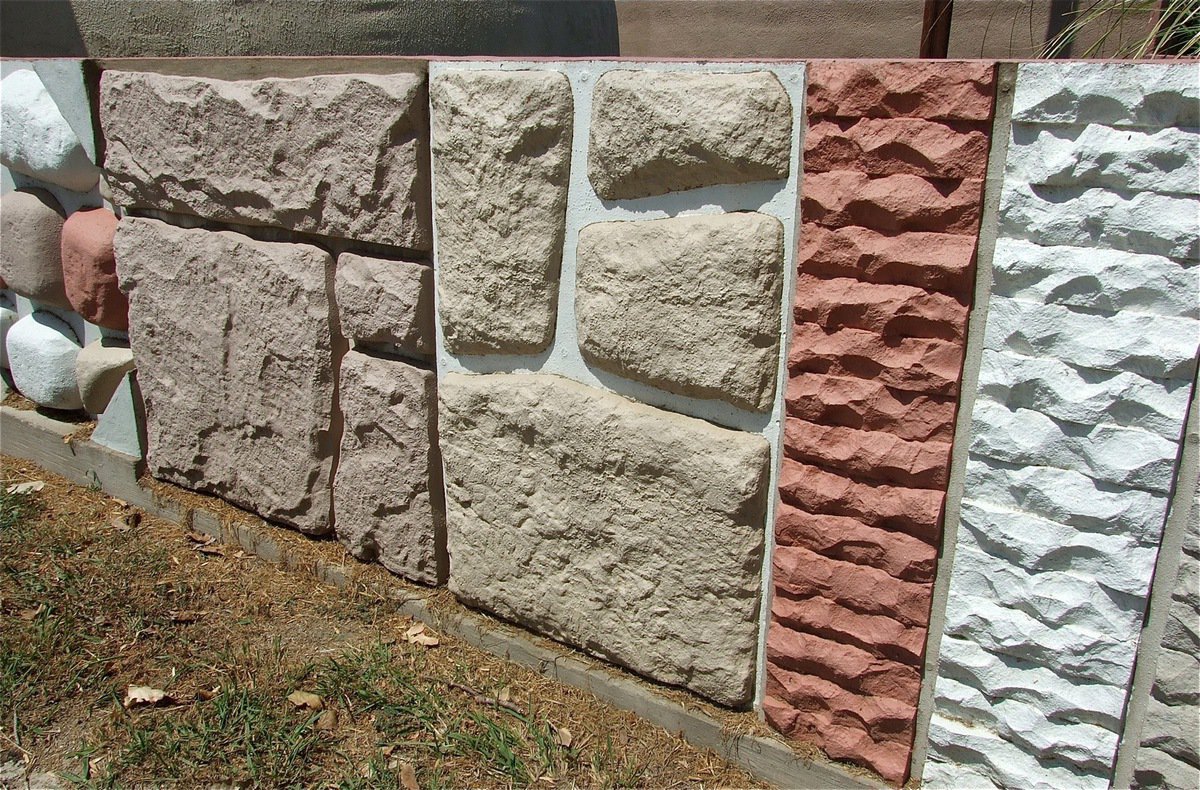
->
[920,0,955,58]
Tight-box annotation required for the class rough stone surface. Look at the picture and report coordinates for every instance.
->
[1134,748,1200,790]
[114,217,335,535]
[772,594,927,667]
[789,322,964,396]
[438,372,769,707]
[804,117,988,180]
[575,213,783,412]
[1141,698,1200,767]
[1011,62,1200,129]
[5,311,82,409]
[991,238,1199,319]
[802,171,983,235]
[784,419,951,489]
[806,61,996,122]
[61,207,127,331]
[793,274,967,342]
[334,350,441,585]
[75,338,136,415]
[430,69,571,355]
[100,70,431,249]
[786,373,957,443]
[588,70,791,199]
[774,503,936,583]
[0,299,15,369]
[797,225,977,297]
[0,188,69,308]
[1150,649,1200,707]
[774,545,931,627]
[334,253,433,358]
[0,69,99,192]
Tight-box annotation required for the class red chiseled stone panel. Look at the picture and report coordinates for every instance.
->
[765,61,995,786]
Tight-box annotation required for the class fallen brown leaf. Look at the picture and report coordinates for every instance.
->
[6,480,44,494]
[197,544,225,557]
[554,726,573,748]
[405,622,439,648]
[184,531,214,544]
[124,685,170,708]
[315,708,338,730]
[400,762,419,790]
[195,686,220,701]
[287,690,324,710]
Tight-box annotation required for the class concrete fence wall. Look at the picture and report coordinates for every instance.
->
[0,56,1196,790]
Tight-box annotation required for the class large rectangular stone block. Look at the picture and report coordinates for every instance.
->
[575,212,784,412]
[430,69,572,355]
[438,372,769,707]
[100,70,431,249]
[587,70,791,199]
[334,253,433,359]
[114,217,335,534]
[334,350,441,584]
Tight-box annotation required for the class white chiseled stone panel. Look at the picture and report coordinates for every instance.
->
[1011,62,1200,129]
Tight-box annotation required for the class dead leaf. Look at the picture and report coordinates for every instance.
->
[5,481,44,494]
[18,604,45,621]
[62,434,73,444]
[400,762,419,790]
[195,686,220,701]
[497,686,511,704]
[404,622,439,648]
[124,685,170,708]
[315,708,338,730]
[197,544,225,557]
[554,726,573,748]
[111,512,142,532]
[287,690,324,710]
[169,610,204,623]
[185,531,214,544]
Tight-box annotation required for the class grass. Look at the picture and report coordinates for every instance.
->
[0,456,766,788]
[1041,0,1200,58]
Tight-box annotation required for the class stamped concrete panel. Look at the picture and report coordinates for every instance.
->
[575,213,784,412]
[334,350,441,584]
[430,69,572,355]
[114,217,335,534]
[100,70,431,249]
[334,253,433,358]
[438,372,768,707]
[588,70,791,199]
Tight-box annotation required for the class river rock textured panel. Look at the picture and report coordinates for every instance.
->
[588,70,791,199]
[925,62,1200,790]
[0,188,69,308]
[100,70,431,249]
[575,212,784,412]
[765,61,994,785]
[115,217,337,535]
[430,69,572,355]
[439,372,770,706]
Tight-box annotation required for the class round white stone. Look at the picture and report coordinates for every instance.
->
[6,311,83,409]
[0,69,99,192]
[0,302,16,369]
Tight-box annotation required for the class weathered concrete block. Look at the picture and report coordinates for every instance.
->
[772,593,927,666]
[588,70,791,199]
[0,188,69,308]
[0,69,99,192]
[576,213,784,412]
[793,274,967,342]
[991,238,1199,319]
[61,207,127,331]
[1141,697,1200,766]
[964,457,1170,545]
[90,372,143,459]
[768,628,921,704]
[334,253,433,358]
[334,350,441,584]
[977,349,1194,440]
[805,117,988,180]
[5,311,82,409]
[1011,62,1200,129]
[970,399,1179,494]
[438,372,768,706]
[803,171,983,235]
[1134,746,1200,790]
[1151,648,1200,706]
[75,338,136,415]
[1000,182,1198,261]
[806,61,996,122]
[774,544,930,627]
[431,69,572,355]
[100,70,431,249]
[114,217,335,534]
[984,296,1199,382]
[1008,123,1200,196]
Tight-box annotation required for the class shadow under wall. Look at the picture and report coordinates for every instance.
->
[0,0,619,58]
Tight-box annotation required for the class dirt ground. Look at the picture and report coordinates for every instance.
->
[0,454,775,789]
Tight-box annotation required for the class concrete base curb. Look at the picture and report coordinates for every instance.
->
[0,404,878,790]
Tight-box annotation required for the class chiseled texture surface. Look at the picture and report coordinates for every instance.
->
[927,62,1200,790]
[575,213,784,412]
[765,60,994,785]
[114,217,336,535]
[0,69,99,192]
[61,207,128,331]
[100,70,431,249]
[439,372,769,707]
[430,70,572,355]
[587,70,791,199]
[0,188,70,309]
[5,311,83,410]
[335,253,433,359]
[334,350,442,585]
[1134,494,1200,789]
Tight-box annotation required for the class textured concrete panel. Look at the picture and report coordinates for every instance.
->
[115,217,335,534]
[61,207,127,331]
[576,213,784,412]
[430,69,572,355]
[334,350,441,584]
[0,69,99,192]
[100,70,430,249]
[0,188,69,308]
[804,117,988,180]
[439,372,768,707]
[5,311,82,410]
[334,253,433,358]
[1010,62,1200,129]
[588,70,791,199]
[806,61,996,122]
